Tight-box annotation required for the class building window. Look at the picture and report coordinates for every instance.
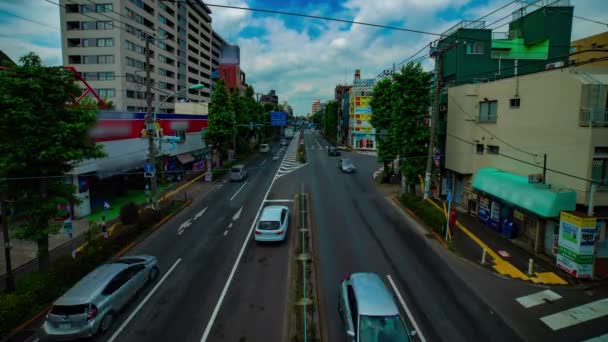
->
[476,144,484,154]
[467,41,484,55]
[510,98,520,108]
[96,88,115,98]
[487,145,499,154]
[175,130,186,143]
[593,147,608,192]
[159,14,167,24]
[98,55,114,64]
[479,100,497,123]
[97,38,113,47]
[159,68,168,76]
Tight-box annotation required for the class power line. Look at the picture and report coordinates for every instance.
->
[0,9,59,31]
[163,0,445,37]
[516,0,608,27]
[446,132,606,186]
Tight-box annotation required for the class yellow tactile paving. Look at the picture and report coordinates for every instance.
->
[424,198,567,285]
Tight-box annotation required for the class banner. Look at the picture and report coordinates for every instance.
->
[556,211,597,278]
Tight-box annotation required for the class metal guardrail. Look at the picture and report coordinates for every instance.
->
[579,108,608,126]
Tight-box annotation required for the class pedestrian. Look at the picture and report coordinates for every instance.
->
[63,216,73,239]
[101,215,108,239]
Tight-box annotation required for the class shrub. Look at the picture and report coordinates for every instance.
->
[138,207,159,228]
[400,194,446,233]
[120,202,139,225]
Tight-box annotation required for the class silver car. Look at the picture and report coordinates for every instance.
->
[339,272,410,342]
[42,255,159,340]
[338,158,356,173]
[254,206,289,242]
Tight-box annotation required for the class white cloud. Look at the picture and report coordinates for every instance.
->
[209,0,252,41]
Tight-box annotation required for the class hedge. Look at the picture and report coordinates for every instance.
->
[399,194,446,233]
[0,200,184,338]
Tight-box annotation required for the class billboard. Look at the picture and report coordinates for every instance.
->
[353,78,375,86]
[270,111,287,126]
[556,211,597,278]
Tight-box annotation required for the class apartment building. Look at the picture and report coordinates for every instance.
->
[59,0,214,113]
[444,65,608,266]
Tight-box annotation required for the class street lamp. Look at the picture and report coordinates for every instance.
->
[147,83,204,206]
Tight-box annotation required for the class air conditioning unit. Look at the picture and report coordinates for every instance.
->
[546,61,565,70]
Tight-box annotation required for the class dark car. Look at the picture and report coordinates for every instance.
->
[328,145,341,156]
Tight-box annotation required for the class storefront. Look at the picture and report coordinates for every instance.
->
[472,168,577,255]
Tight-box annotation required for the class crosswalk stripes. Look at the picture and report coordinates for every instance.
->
[275,133,307,179]
[515,289,608,335]
[355,150,378,157]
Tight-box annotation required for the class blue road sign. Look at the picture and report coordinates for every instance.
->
[447,191,453,203]
[144,163,155,173]
[270,111,287,126]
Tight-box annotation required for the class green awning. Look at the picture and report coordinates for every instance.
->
[472,168,577,218]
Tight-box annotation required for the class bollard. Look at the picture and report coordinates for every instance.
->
[528,258,534,275]
[481,249,487,265]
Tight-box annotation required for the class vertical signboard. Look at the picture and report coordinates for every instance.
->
[352,96,375,148]
[556,211,597,278]
[489,200,502,231]
[478,194,491,226]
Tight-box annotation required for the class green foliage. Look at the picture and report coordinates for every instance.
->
[0,52,106,268]
[390,63,433,183]
[207,79,236,154]
[400,193,446,233]
[370,78,398,178]
[323,101,338,144]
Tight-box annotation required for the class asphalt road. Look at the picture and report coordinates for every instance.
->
[302,131,522,342]
[29,138,302,342]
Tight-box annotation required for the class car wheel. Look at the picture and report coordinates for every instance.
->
[99,313,113,335]
[148,266,160,283]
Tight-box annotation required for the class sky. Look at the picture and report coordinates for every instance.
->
[0,0,606,116]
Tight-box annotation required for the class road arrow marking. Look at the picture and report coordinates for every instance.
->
[232,206,243,221]
[178,218,193,235]
[228,222,233,228]
[193,207,208,221]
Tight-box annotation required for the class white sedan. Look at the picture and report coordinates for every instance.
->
[254,206,289,242]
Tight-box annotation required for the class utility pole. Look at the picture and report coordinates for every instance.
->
[144,33,157,205]
[1,198,15,292]
[424,41,459,199]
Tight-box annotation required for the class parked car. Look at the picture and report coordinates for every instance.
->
[328,145,341,157]
[42,255,159,340]
[230,164,248,182]
[338,158,356,173]
[338,272,410,342]
[280,139,288,146]
[254,206,289,242]
[259,143,270,153]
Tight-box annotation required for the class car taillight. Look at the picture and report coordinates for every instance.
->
[255,230,262,235]
[87,305,97,321]
[275,230,284,235]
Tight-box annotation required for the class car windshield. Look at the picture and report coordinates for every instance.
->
[258,221,280,230]
[231,167,242,173]
[342,159,354,167]
[359,315,409,342]
[110,258,144,265]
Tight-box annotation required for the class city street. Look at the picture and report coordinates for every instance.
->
[12,129,607,342]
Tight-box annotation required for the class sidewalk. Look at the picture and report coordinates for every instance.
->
[0,171,215,284]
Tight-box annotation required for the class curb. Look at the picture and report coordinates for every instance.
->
[5,199,193,341]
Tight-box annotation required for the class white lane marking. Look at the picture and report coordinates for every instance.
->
[177,218,193,235]
[540,298,608,331]
[230,181,248,201]
[264,199,294,203]
[32,338,39,342]
[109,258,182,342]
[228,222,233,228]
[259,159,267,167]
[223,230,228,236]
[386,275,427,342]
[193,207,208,221]
[516,290,562,308]
[232,206,243,221]
[200,134,289,342]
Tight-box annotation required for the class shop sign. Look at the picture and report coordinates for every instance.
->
[514,209,524,221]
[556,211,597,278]
[489,201,501,230]
[478,195,491,225]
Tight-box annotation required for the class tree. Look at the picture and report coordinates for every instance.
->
[323,101,338,144]
[371,78,397,181]
[390,63,432,194]
[206,79,236,158]
[231,89,249,153]
[0,52,106,272]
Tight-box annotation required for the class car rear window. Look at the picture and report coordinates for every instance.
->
[231,167,241,173]
[50,304,88,316]
[258,221,280,230]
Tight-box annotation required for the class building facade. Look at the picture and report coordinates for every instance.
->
[444,65,608,270]
[260,89,279,105]
[571,32,608,67]
[59,0,214,113]
[311,99,320,114]
[432,0,574,184]
[347,70,375,150]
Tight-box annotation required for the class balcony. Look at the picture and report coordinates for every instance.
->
[579,108,608,126]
